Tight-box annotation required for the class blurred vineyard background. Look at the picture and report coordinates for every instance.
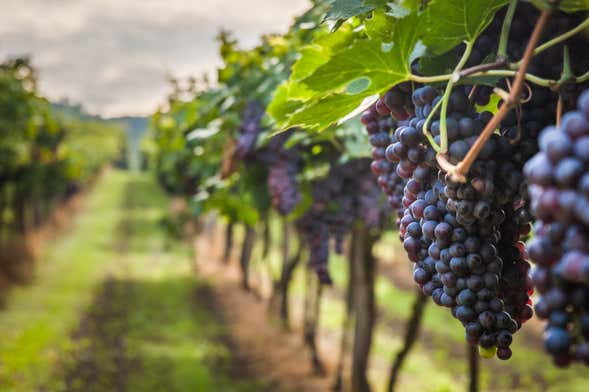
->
[0,54,587,392]
[1,0,589,391]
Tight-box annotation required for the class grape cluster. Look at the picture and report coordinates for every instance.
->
[376,83,414,121]
[384,86,437,179]
[436,91,533,359]
[524,90,589,367]
[381,84,535,359]
[299,158,388,283]
[361,1,588,363]
[235,105,302,216]
[361,96,407,223]
[236,100,265,159]
[268,153,301,215]
[264,130,302,216]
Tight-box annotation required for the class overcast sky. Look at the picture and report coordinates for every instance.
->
[0,0,310,117]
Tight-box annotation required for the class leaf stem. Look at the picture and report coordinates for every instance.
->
[578,70,589,83]
[497,0,518,60]
[459,59,508,78]
[439,41,474,153]
[442,8,553,182]
[422,96,443,153]
[410,74,453,84]
[560,45,574,82]
[474,69,555,87]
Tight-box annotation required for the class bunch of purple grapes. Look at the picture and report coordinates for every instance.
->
[367,83,536,359]
[268,153,301,216]
[263,129,302,216]
[361,92,407,225]
[524,90,589,367]
[299,158,388,283]
[355,1,589,363]
[236,100,265,160]
[235,103,302,216]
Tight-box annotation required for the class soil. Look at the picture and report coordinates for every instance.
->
[193,226,336,392]
[63,277,140,392]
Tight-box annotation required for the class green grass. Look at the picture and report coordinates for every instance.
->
[0,170,128,391]
[114,174,261,392]
[0,171,260,392]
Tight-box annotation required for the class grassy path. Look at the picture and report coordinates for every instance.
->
[0,171,258,392]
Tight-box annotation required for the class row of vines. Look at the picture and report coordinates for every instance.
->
[0,58,123,284]
[151,0,589,391]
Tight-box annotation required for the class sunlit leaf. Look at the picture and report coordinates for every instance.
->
[423,0,509,55]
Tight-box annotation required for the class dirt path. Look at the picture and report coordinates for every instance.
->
[63,278,139,392]
[193,227,336,392]
[58,173,330,392]
[61,186,138,392]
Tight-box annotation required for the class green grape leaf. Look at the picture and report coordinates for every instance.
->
[419,51,459,76]
[365,9,396,41]
[271,11,423,131]
[323,0,387,23]
[290,25,356,81]
[323,0,375,22]
[346,77,372,94]
[386,2,412,18]
[423,0,509,55]
[304,11,422,94]
[285,93,370,131]
[531,0,589,12]
[267,83,305,125]
[302,40,403,93]
[291,46,329,81]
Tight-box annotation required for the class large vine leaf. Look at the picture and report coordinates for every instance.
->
[267,83,304,124]
[365,9,396,41]
[290,25,356,82]
[423,0,509,55]
[323,0,387,24]
[302,40,405,93]
[270,11,423,131]
[270,13,423,130]
[284,93,369,131]
[305,11,422,95]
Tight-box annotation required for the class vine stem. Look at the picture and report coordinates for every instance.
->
[412,69,560,89]
[410,73,453,84]
[439,8,553,182]
[439,41,474,152]
[512,17,589,68]
[422,95,443,153]
[578,70,589,83]
[459,59,508,79]
[478,70,555,87]
[497,0,518,59]
[556,94,563,127]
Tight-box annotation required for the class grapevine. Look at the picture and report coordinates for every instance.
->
[149,1,589,391]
